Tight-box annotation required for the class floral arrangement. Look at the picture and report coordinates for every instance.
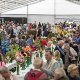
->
[3,44,19,63]
[15,52,23,67]
[59,30,68,36]
[48,33,59,39]
[22,46,32,52]
[47,33,59,45]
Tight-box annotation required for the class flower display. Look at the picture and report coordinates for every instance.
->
[27,53,30,56]
[16,57,22,62]
[40,40,47,46]
[22,46,32,52]
[30,44,36,51]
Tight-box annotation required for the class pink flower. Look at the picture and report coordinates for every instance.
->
[16,52,20,55]
[16,57,22,62]
[30,44,36,51]
[27,53,30,56]
[16,52,22,57]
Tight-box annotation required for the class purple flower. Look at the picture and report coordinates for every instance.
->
[30,44,36,51]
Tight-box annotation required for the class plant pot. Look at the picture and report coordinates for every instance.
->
[40,54,42,58]
[26,58,29,67]
[21,63,25,70]
[30,57,32,64]
[17,66,20,75]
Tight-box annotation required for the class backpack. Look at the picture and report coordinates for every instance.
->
[58,61,62,67]
[28,72,43,80]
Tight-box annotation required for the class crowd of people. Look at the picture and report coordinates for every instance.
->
[0,20,80,80]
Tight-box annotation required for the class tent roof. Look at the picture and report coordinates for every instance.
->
[0,0,44,13]
[67,0,80,4]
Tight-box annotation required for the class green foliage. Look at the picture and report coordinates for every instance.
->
[0,33,1,37]
[3,44,19,63]
[53,40,57,45]
[27,29,37,35]
[48,33,59,39]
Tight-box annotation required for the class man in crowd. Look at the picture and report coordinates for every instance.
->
[43,28,48,37]
[37,26,41,37]
[54,40,65,64]
[41,49,58,78]
[24,57,47,80]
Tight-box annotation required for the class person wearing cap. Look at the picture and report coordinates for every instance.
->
[41,49,58,79]
[67,64,80,80]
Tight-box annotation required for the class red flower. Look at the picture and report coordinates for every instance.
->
[48,34,49,35]
[27,53,30,56]
[21,51,24,54]
[23,54,26,57]
[40,40,47,46]
[52,33,54,35]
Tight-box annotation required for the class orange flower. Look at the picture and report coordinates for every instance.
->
[40,47,42,51]
[24,48,28,51]
[20,56,23,58]
[22,47,25,50]
[29,48,32,51]
[26,46,30,49]
[36,37,39,40]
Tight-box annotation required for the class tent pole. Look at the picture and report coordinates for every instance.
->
[54,0,56,25]
[0,13,1,17]
[27,5,28,24]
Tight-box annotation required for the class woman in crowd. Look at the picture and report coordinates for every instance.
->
[67,64,80,80]
[0,66,19,80]
[54,50,63,68]
[53,68,69,80]
[0,53,5,77]
[63,43,73,75]
[72,34,78,45]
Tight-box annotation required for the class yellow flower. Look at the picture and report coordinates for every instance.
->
[15,54,18,57]
[29,48,32,51]
[62,32,64,36]
[26,46,30,49]
[24,52,27,56]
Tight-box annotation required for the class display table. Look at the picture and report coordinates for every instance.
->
[5,52,46,80]
[15,55,46,80]
[6,60,16,70]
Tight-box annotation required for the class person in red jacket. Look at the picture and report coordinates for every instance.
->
[24,57,47,80]
[29,23,32,30]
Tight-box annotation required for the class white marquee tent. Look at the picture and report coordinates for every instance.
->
[1,0,80,25]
